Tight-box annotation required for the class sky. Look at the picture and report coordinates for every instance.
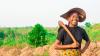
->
[0,0,100,27]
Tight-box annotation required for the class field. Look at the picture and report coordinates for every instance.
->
[0,23,100,56]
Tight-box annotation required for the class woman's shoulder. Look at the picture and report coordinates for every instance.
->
[77,26,85,32]
[58,26,64,32]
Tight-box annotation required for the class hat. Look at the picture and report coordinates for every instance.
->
[60,8,86,22]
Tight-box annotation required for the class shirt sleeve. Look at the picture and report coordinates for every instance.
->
[57,27,64,42]
[82,28,90,42]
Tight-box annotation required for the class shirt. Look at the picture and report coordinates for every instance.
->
[57,25,89,48]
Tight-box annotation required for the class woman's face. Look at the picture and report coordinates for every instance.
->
[68,13,79,26]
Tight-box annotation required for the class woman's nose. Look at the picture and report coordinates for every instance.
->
[72,20,78,23]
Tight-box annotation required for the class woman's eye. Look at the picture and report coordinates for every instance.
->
[72,16,75,18]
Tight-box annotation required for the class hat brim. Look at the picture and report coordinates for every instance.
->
[60,8,86,22]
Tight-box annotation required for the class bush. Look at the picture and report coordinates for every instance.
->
[0,31,5,46]
[46,32,56,44]
[0,39,3,46]
[0,31,5,39]
[28,24,47,47]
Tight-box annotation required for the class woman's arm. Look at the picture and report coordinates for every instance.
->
[54,40,79,50]
[80,40,90,53]
[80,28,91,53]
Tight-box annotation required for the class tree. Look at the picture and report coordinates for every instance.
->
[85,22,92,33]
[85,22,92,28]
[28,24,47,47]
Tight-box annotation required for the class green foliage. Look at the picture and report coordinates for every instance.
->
[0,39,3,46]
[46,32,56,45]
[3,37,16,46]
[6,28,15,38]
[2,28,16,46]
[0,23,99,47]
[85,22,92,28]
[0,31,5,39]
[85,22,92,33]
[0,31,5,46]
[85,22,100,42]
[16,34,28,45]
[90,30,100,42]
[28,24,47,47]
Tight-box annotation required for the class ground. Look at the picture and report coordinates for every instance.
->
[0,42,100,56]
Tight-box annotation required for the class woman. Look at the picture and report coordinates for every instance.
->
[54,8,90,56]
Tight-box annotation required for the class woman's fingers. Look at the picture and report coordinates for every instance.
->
[71,42,79,48]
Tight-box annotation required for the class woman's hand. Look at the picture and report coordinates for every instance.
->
[79,49,85,53]
[71,42,79,48]
[79,41,90,53]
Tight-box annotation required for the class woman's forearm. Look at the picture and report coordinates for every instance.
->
[55,44,72,50]
[81,41,90,53]
[54,40,79,50]
[55,42,79,50]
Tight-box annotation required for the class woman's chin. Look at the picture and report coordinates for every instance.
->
[73,24,78,26]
